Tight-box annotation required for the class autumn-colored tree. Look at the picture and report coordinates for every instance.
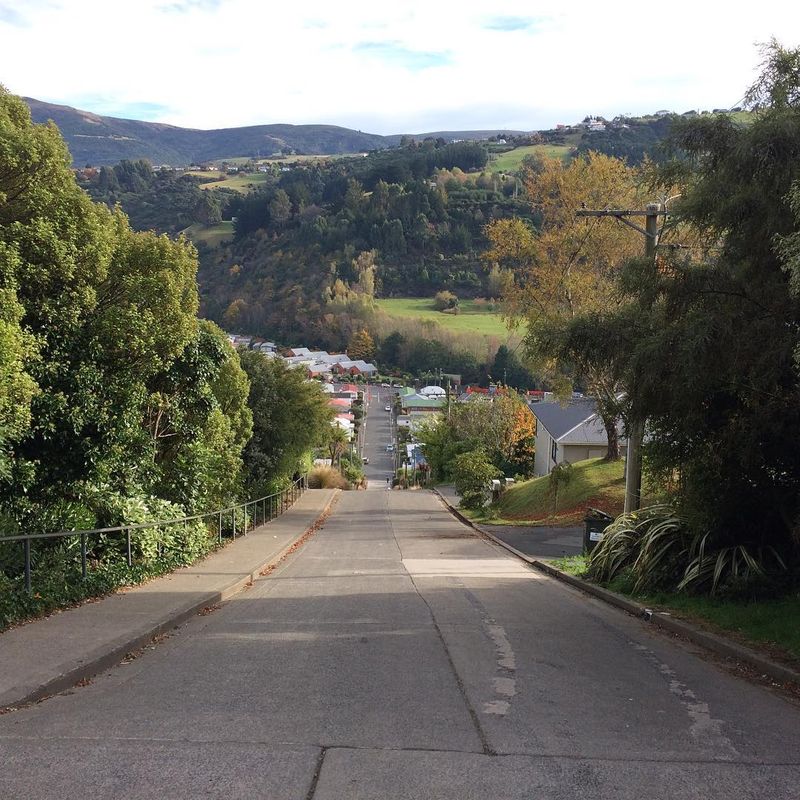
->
[419,390,537,480]
[484,153,648,459]
[348,329,376,361]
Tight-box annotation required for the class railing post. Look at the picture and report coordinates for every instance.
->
[81,532,87,580]
[218,510,223,543]
[126,528,132,567]
[232,508,236,539]
[24,537,31,594]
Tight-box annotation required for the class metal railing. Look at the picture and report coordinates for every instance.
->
[0,475,307,593]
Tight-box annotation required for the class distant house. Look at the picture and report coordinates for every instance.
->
[530,399,626,477]
[400,393,446,416]
[331,359,378,377]
[419,385,446,398]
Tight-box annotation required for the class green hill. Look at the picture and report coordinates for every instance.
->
[24,98,535,167]
[495,458,626,526]
[25,97,392,166]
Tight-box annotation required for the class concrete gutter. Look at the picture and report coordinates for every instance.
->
[0,489,340,711]
[432,488,800,687]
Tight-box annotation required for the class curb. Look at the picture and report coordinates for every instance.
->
[432,488,800,687]
[1,490,340,711]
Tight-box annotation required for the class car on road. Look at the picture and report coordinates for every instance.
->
[384,405,391,412]
[386,444,394,452]
[362,456,370,464]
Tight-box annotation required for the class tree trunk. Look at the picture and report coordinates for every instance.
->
[602,413,621,461]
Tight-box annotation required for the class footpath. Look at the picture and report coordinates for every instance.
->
[434,485,800,688]
[0,488,338,710]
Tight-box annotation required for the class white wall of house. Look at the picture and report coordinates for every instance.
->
[534,433,614,477]
[534,429,556,477]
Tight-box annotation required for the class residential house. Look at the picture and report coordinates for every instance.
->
[331,359,378,377]
[400,393,446,416]
[530,399,625,477]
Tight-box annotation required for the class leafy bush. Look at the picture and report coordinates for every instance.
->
[340,452,366,488]
[434,290,459,311]
[452,448,501,510]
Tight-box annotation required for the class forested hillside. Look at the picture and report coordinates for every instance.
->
[82,141,527,361]
[75,107,747,383]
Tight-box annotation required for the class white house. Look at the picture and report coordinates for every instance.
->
[530,399,626,477]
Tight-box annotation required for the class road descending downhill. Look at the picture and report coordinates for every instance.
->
[1,387,799,799]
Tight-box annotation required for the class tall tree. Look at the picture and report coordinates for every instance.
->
[348,329,376,361]
[614,40,800,554]
[485,152,647,459]
[239,352,333,495]
[0,86,251,530]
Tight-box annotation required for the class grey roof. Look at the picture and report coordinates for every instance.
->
[560,414,612,446]
[531,400,598,440]
[532,399,626,446]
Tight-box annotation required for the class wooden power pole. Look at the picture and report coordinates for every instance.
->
[575,202,664,513]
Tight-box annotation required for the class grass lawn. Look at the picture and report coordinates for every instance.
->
[182,221,234,248]
[376,297,518,338]
[495,457,627,526]
[186,171,273,193]
[550,554,800,664]
[489,144,572,173]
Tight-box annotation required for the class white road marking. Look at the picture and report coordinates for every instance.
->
[630,642,739,757]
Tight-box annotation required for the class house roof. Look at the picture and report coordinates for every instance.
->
[532,399,625,446]
[402,394,446,408]
[531,400,598,440]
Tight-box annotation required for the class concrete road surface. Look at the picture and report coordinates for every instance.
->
[2,392,799,798]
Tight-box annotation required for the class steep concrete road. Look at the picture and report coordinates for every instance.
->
[2,397,799,798]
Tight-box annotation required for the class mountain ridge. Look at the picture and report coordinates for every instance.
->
[25,97,528,166]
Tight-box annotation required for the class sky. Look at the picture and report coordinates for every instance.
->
[2,1,799,134]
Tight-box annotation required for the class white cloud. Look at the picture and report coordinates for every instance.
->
[2,0,798,132]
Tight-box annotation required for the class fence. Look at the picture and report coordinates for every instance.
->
[0,475,307,594]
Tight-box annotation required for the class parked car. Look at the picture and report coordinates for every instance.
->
[386,444,394,452]
[362,456,370,464]
[384,405,391,412]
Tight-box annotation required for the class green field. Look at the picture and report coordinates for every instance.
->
[186,170,273,193]
[489,144,573,173]
[182,220,234,248]
[376,298,516,338]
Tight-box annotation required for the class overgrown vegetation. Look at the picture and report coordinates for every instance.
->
[420,390,537,486]
[488,42,800,594]
[0,87,333,627]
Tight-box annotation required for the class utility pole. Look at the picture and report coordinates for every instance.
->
[575,202,664,513]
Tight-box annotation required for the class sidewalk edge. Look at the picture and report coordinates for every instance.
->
[432,488,800,687]
[1,489,340,711]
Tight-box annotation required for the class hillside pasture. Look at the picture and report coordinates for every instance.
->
[182,221,234,248]
[186,170,273,193]
[376,298,517,338]
[489,144,573,173]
